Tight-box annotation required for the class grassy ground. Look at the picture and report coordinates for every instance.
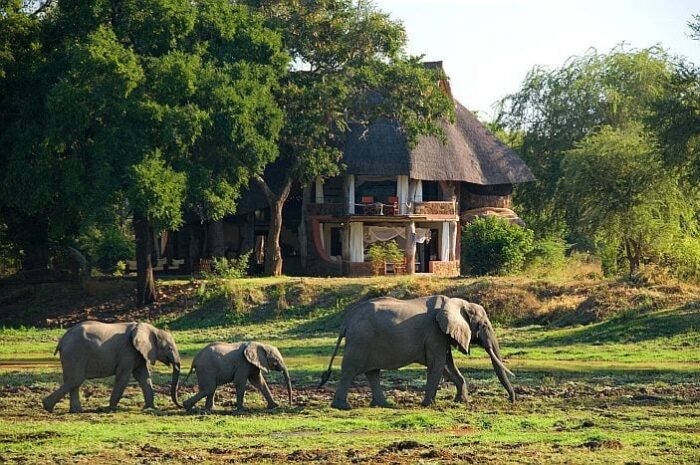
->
[1,276,699,464]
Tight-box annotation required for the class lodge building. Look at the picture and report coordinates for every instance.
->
[163,63,534,277]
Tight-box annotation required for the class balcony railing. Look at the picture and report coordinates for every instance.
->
[307,201,457,217]
[307,203,344,216]
[413,201,457,216]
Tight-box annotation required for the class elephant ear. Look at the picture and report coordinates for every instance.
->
[132,323,158,366]
[435,298,472,355]
[243,342,270,373]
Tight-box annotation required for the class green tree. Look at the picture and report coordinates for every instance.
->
[560,124,696,275]
[1,0,287,304]
[246,0,455,275]
[496,46,677,240]
[651,15,700,185]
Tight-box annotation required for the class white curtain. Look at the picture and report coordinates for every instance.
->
[397,175,409,214]
[441,222,450,262]
[415,228,431,244]
[449,221,458,261]
[315,177,324,204]
[345,175,355,214]
[349,222,364,262]
[364,226,430,244]
[414,180,423,203]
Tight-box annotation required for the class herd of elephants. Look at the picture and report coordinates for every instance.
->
[41,295,517,413]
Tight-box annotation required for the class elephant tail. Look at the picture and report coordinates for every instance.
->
[53,336,63,356]
[183,362,196,383]
[318,330,345,388]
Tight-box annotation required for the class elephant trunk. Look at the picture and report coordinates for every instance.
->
[281,366,293,405]
[170,363,182,408]
[482,326,515,403]
[486,346,516,403]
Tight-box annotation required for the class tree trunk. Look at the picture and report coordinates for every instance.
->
[134,212,157,307]
[208,220,226,257]
[299,185,311,271]
[265,198,285,276]
[21,217,50,274]
[254,176,293,277]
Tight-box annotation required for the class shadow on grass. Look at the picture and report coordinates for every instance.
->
[519,302,700,348]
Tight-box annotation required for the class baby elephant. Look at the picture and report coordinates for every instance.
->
[182,342,292,412]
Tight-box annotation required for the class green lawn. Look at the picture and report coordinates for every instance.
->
[1,281,699,464]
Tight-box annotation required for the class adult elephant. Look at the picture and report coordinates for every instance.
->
[43,321,182,413]
[319,295,516,409]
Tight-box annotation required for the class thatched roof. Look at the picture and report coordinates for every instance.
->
[342,101,535,185]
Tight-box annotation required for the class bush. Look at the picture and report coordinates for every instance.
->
[525,235,568,271]
[461,216,534,276]
[202,252,251,280]
[367,240,404,275]
[82,226,134,273]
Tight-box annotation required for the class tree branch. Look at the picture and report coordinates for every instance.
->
[253,175,277,203]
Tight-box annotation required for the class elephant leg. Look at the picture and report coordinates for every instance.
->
[248,371,278,409]
[422,349,447,407]
[44,360,85,413]
[43,383,78,413]
[133,365,155,409]
[366,370,389,407]
[109,370,131,411]
[183,390,209,412]
[331,370,359,410]
[69,387,82,413]
[445,351,468,403]
[234,382,247,411]
[204,392,215,411]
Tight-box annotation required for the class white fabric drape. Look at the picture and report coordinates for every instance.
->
[363,226,431,244]
[414,180,423,203]
[441,222,450,262]
[397,175,409,214]
[345,175,355,214]
[449,221,458,261]
[415,228,431,244]
[315,177,324,204]
[349,222,364,262]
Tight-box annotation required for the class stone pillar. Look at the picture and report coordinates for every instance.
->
[405,221,416,274]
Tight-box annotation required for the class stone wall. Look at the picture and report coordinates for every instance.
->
[428,260,460,277]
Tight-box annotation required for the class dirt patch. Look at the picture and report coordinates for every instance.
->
[580,439,624,451]
[378,440,424,454]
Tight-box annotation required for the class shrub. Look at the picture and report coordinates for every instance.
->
[461,216,534,276]
[202,252,251,280]
[89,226,134,273]
[524,235,568,275]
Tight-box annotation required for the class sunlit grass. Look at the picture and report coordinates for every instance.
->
[1,281,699,464]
